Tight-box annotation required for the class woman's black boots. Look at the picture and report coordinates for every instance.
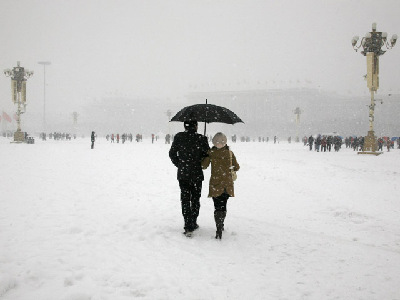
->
[214,211,227,239]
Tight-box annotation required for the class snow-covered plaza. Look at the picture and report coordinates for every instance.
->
[1,137,399,299]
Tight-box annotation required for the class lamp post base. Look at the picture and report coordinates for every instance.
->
[13,131,26,143]
[357,151,383,156]
[357,130,382,155]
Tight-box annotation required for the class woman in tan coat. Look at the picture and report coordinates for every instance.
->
[202,132,240,239]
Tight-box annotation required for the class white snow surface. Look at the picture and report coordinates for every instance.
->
[0,137,399,300]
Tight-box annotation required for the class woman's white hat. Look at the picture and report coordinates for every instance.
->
[212,132,227,147]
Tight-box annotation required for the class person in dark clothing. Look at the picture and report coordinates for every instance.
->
[315,135,321,152]
[169,120,210,237]
[91,131,95,149]
[327,135,333,152]
[378,137,384,151]
[321,136,327,152]
[308,135,314,151]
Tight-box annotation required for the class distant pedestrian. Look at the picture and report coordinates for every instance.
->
[91,131,95,149]
[165,134,171,144]
[334,136,342,151]
[315,135,321,152]
[378,137,383,151]
[359,137,364,151]
[327,136,333,152]
[321,136,327,152]
[308,135,314,151]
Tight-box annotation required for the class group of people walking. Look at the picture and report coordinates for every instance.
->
[343,136,397,152]
[307,135,343,152]
[306,135,399,152]
[105,133,146,143]
[377,137,398,151]
[169,120,240,239]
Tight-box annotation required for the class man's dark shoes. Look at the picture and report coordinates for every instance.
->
[184,231,193,237]
[183,223,199,237]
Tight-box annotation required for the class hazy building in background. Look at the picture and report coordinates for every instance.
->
[61,88,398,139]
[10,87,398,139]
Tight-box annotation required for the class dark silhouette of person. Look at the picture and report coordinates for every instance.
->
[169,120,210,236]
[91,131,95,149]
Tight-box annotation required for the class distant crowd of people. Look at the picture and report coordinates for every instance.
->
[377,137,399,151]
[102,132,400,153]
[304,135,399,152]
[105,133,144,143]
[39,132,76,141]
[306,135,343,152]
[3,130,398,154]
[342,136,398,152]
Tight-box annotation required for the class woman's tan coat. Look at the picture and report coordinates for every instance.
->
[202,146,240,198]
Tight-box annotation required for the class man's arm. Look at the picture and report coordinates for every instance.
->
[200,136,210,158]
[201,152,210,169]
[169,136,180,167]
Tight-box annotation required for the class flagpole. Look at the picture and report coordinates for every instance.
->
[38,61,51,133]
[204,99,207,136]
[1,113,4,134]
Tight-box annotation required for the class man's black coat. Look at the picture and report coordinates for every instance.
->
[169,129,210,181]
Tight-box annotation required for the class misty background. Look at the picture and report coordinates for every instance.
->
[1,0,399,138]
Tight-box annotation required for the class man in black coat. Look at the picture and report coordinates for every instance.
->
[169,120,210,236]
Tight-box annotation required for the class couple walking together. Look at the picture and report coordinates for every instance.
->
[169,120,240,239]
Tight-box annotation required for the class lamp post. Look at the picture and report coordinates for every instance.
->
[352,23,397,155]
[72,111,78,137]
[166,109,173,134]
[38,61,51,133]
[3,61,34,142]
[294,107,301,142]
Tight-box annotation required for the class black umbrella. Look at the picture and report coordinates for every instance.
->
[170,100,244,135]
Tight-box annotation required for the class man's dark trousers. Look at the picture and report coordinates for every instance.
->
[179,180,202,231]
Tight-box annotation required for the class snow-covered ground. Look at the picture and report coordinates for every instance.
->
[1,137,399,300]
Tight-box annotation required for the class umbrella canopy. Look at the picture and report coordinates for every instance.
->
[170,103,244,124]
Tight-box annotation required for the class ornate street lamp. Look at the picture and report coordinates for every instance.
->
[3,61,34,142]
[352,23,397,155]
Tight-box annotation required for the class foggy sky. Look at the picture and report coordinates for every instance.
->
[1,0,399,115]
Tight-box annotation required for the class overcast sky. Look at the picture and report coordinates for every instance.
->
[1,0,399,114]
